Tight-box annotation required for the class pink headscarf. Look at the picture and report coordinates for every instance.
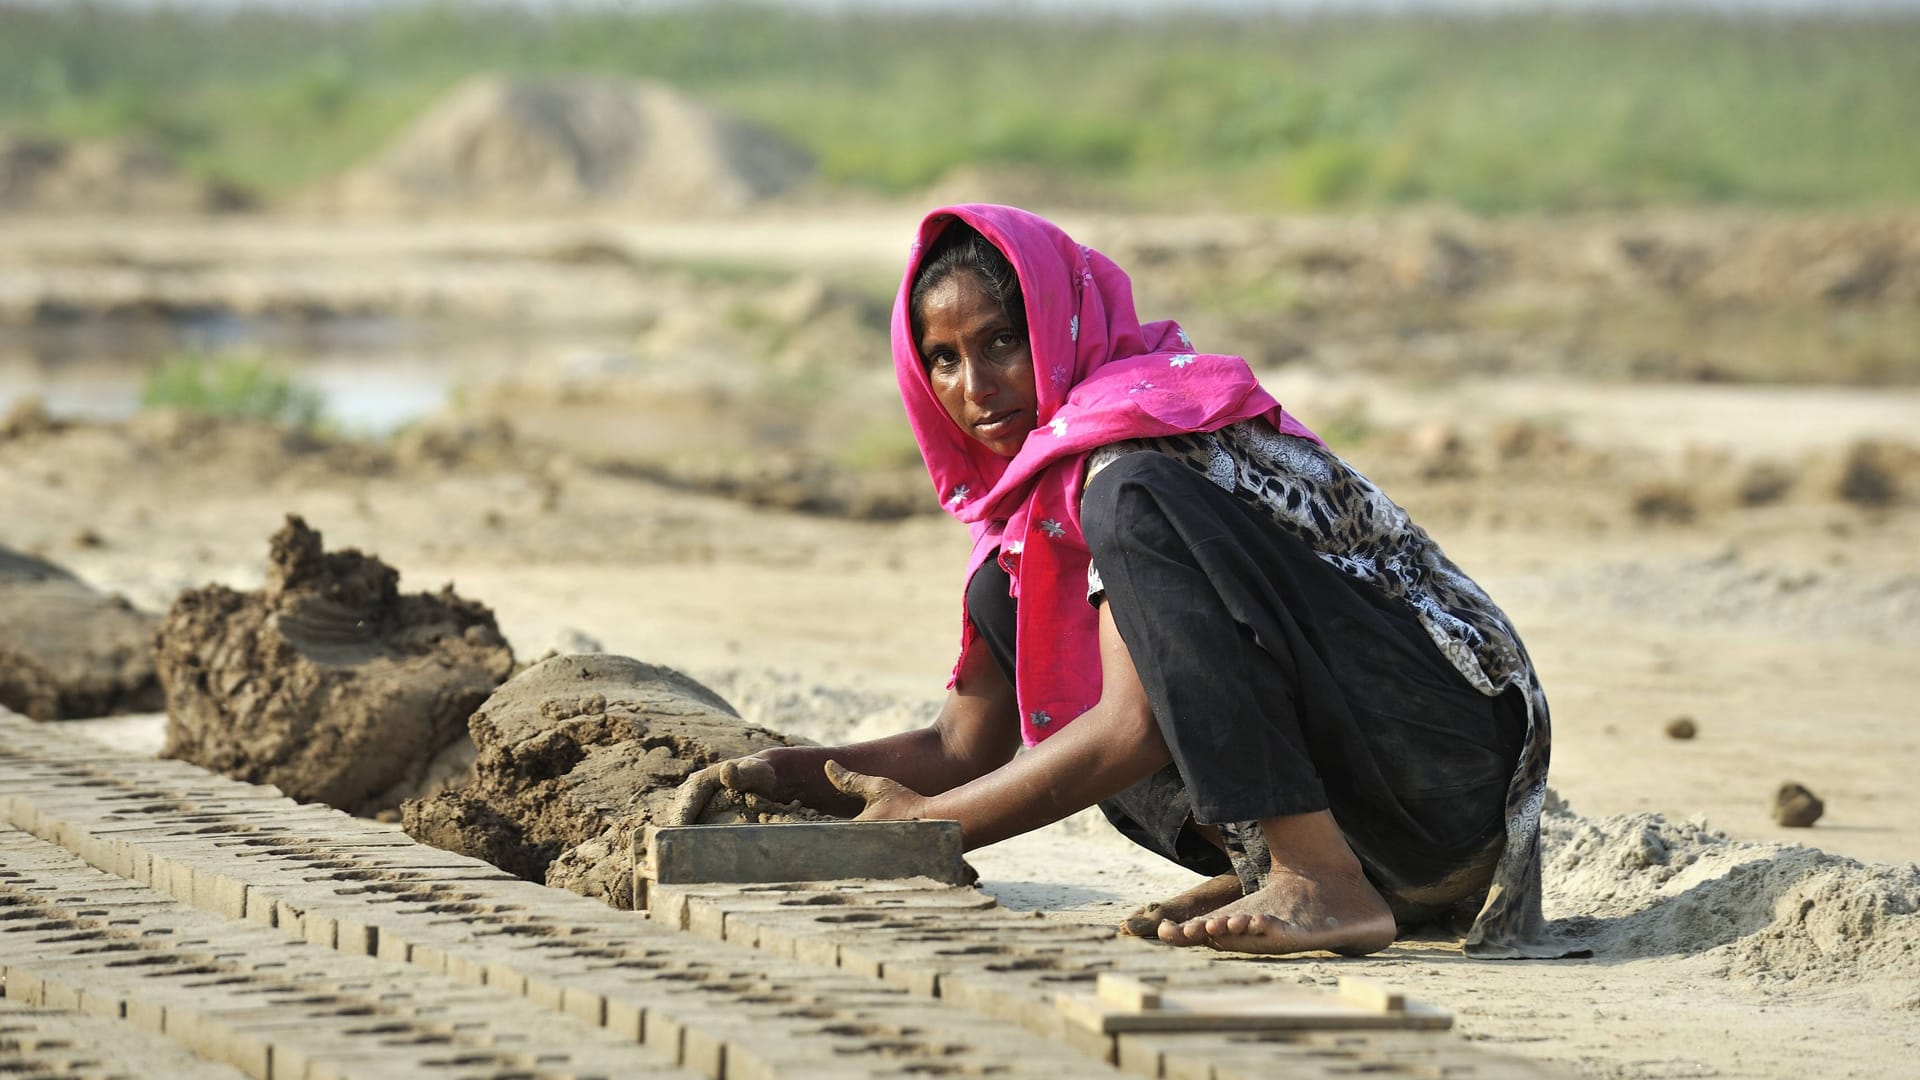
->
[893,205,1319,746]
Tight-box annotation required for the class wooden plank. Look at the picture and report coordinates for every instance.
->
[1337,976,1406,1013]
[1097,973,1165,1011]
[1057,981,1451,1036]
[641,820,970,886]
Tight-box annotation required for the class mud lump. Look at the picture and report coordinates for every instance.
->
[155,515,513,814]
[0,545,163,721]
[402,653,828,909]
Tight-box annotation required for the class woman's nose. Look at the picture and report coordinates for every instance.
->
[962,356,997,402]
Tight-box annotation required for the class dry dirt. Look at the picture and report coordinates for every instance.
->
[317,75,814,217]
[2,207,1917,1079]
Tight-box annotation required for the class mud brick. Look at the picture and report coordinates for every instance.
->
[834,936,984,990]
[1056,1018,1120,1067]
[302,1040,524,1080]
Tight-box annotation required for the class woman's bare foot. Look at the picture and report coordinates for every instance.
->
[1157,865,1396,956]
[1153,810,1397,956]
[1117,871,1241,938]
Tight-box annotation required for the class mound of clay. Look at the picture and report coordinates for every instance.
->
[402,653,828,909]
[155,515,513,814]
[1543,805,1920,1007]
[336,76,812,215]
[0,135,247,215]
[0,545,163,721]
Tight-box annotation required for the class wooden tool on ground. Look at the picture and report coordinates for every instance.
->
[1057,973,1451,1035]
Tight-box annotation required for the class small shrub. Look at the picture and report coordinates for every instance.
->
[139,353,325,429]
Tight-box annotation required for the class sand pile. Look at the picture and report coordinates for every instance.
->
[1543,802,1920,1007]
[402,653,828,909]
[0,135,245,215]
[155,515,514,815]
[0,545,163,721]
[335,76,813,215]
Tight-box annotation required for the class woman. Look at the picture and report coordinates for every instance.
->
[682,204,1563,959]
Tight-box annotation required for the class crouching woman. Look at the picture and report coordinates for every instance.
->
[679,204,1565,959]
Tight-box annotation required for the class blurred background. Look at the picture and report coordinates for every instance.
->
[2,0,1916,475]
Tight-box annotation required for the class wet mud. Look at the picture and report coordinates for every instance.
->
[0,545,162,721]
[155,515,514,814]
[402,652,827,909]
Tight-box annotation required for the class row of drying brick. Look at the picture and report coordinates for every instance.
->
[0,824,689,1079]
[0,711,1120,1079]
[0,710,1558,1079]
[0,994,248,1080]
[649,880,1564,1079]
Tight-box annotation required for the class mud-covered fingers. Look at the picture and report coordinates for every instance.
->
[718,754,779,797]
[665,765,725,826]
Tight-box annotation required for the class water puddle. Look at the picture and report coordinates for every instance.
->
[0,316,616,435]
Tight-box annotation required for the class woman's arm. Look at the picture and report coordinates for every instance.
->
[826,600,1172,849]
[678,632,1024,820]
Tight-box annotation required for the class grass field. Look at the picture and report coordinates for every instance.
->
[0,3,1916,212]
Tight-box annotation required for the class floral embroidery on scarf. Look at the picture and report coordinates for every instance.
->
[1048,417,1069,436]
[947,484,971,507]
[1038,518,1065,538]
[1176,327,1193,350]
[1070,315,1080,342]
[1170,354,1197,368]
[1128,380,1155,395]
[1006,540,1025,555]
[1029,709,1053,728]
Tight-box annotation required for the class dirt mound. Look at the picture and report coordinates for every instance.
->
[335,76,813,215]
[0,545,163,721]
[0,135,247,215]
[155,515,513,814]
[917,163,1122,214]
[401,653,827,908]
[1543,804,1920,1007]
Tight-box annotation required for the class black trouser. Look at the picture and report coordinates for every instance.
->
[966,453,1524,909]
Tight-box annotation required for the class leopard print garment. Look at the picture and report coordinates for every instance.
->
[1086,419,1567,959]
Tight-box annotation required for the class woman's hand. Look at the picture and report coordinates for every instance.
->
[668,751,790,825]
[823,759,930,822]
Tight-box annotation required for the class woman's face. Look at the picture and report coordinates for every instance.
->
[915,270,1037,458]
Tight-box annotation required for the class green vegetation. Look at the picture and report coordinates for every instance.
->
[139,353,326,428]
[1,3,1915,212]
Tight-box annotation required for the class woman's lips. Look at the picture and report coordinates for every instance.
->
[973,410,1024,436]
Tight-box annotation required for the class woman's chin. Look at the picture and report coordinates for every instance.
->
[974,432,1030,458]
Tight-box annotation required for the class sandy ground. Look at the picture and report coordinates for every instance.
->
[5,210,1919,1079]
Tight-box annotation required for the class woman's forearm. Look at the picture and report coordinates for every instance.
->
[915,598,1172,849]
[761,726,966,815]
[921,699,1171,849]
